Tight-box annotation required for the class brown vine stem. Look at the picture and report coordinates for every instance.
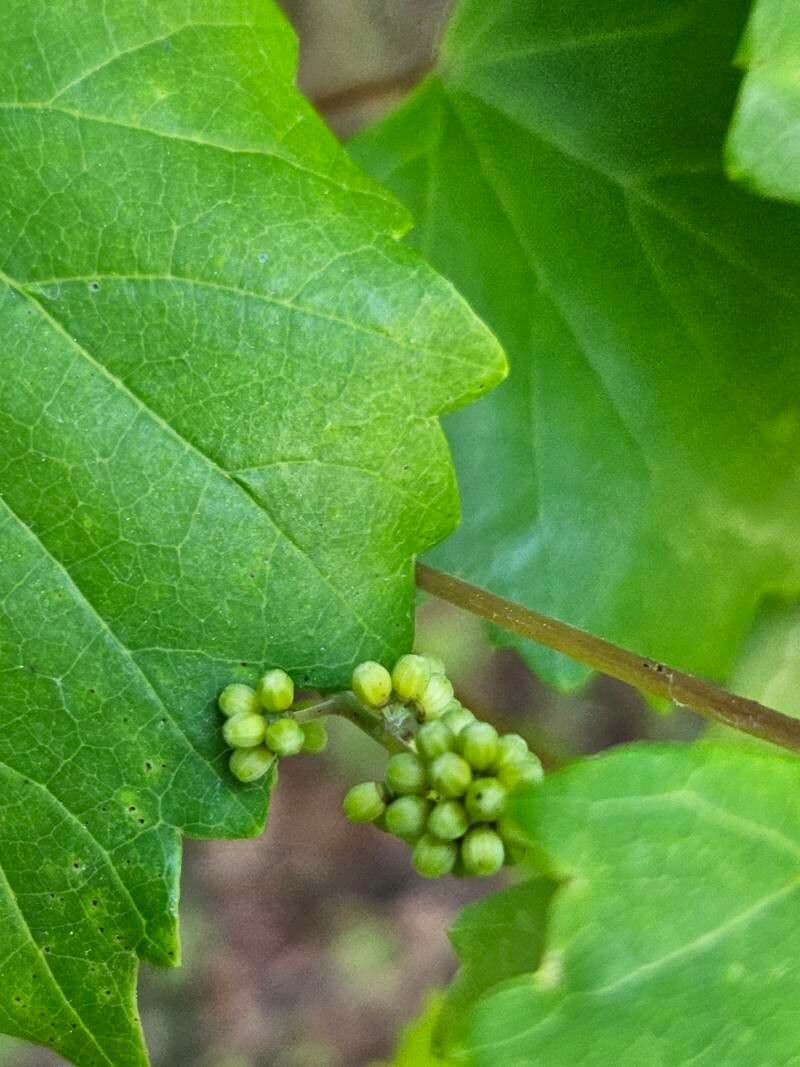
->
[416,563,800,755]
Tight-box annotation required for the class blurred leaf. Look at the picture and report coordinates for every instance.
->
[375,993,450,1066]
[729,600,800,720]
[727,0,800,201]
[353,0,800,689]
[0,1,504,1063]
[436,877,555,1062]
[467,744,800,1064]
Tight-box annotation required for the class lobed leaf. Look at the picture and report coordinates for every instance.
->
[0,2,505,1063]
[353,0,800,688]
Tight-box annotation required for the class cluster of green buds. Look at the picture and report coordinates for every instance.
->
[218,669,327,782]
[342,655,543,878]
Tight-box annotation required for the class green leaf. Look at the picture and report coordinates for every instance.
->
[436,876,555,1062]
[353,0,800,688]
[466,744,800,1065]
[726,0,800,202]
[0,3,505,1064]
[729,600,800,720]
[373,993,451,1067]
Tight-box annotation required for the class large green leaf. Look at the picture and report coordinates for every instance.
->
[727,0,800,202]
[353,0,800,688]
[467,744,800,1064]
[0,3,505,1064]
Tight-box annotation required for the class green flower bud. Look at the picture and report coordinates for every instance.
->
[391,654,431,702]
[461,826,505,877]
[218,683,260,718]
[457,721,499,772]
[427,799,469,841]
[498,754,545,792]
[264,717,304,757]
[385,752,428,796]
[493,733,529,771]
[352,660,393,708]
[465,777,507,822]
[385,796,431,840]
[441,703,476,736]
[229,746,275,783]
[222,712,266,749]
[412,833,458,879]
[300,720,328,753]
[343,781,387,823]
[417,673,455,721]
[415,720,455,761]
[258,669,295,713]
[429,752,472,798]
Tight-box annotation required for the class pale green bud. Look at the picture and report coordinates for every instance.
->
[218,683,260,718]
[498,754,545,792]
[441,703,476,736]
[465,777,507,822]
[259,669,295,713]
[264,717,304,756]
[352,660,393,707]
[385,752,428,796]
[415,720,455,761]
[222,712,266,749]
[391,654,431,702]
[457,721,499,772]
[412,833,457,878]
[229,746,275,783]
[493,733,529,771]
[422,654,446,676]
[461,826,505,877]
[429,752,472,798]
[427,799,469,842]
[343,781,387,823]
[300,720,328,753]
[417,673,454,721]
[385,796,431,840]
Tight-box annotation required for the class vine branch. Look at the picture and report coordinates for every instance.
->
[293,692,416,754]
[416,563,800,756]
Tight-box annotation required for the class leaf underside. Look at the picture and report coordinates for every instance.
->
[460,745,800,1065]
[0,3,504,1063]
[353,0,800,688]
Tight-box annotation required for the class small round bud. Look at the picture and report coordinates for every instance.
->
[343,781,387,823]
[415,720,455,761]
[300,720,328,753]
[218,683,260,718]
[498,754,545,792]
[493,733,529,771]
[264,717,304,757]
[352,661,393,708]
[391,654,431,702]
[259,669,295,713]
[461,826,505,877]
[417,674,455,721]
[385,752,428,796]
[457,722,499,772]
[385,796,431,840]
[229,746,275,783]
[465,777,507,822]
[412,833,458,878]
[441,703,476,736]
[427,799,469,841]
[422,654,447,676]
[429,752,472,798]
[222,712,266,749]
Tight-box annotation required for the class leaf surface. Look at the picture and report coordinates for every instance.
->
[466,745,800,1065]
[353,0,800,687]
[0,3,505,1063]
[727,0,800,202]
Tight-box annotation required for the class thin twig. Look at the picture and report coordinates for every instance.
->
[311,63,432,116]
[293,692,416,754]
[416,563,800,755]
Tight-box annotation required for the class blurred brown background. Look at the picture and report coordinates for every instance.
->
[0,4,703,1066]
